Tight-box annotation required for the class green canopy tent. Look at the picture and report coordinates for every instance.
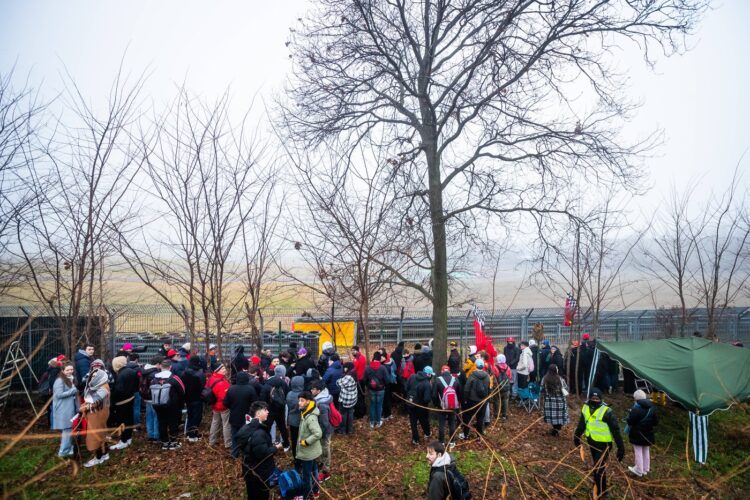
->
[589,337,750,463]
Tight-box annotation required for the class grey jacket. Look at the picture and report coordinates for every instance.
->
[52,377,79,430]
[286,375,305,427]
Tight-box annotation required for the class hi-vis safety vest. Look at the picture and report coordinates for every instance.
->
[582,404,614,442]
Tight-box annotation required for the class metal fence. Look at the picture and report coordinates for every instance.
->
[2,303,749,390]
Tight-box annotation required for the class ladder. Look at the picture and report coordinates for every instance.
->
[0,340,39,415]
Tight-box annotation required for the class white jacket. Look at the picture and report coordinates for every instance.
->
[517,348,532,376]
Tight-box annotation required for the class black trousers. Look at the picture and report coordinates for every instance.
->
[244,465,270,500]
[290,425,299,458]
[382,384,393,418]
[589,442,612,497]
[112,400,134,442]
[408,406,430,442]
[269,408,289,447]
[437,410,457,443]
[154,406,180,443]
[461,401,485,436]
[186,400,203,438]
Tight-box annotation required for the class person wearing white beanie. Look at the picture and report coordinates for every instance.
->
[626,390,657,477]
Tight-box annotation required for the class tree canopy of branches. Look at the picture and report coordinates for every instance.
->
[282,0,706,367]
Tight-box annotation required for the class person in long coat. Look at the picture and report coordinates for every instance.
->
[626,390,658,477]
[541,364,569,436]
[52,361,79,457]
[82,361,111,467]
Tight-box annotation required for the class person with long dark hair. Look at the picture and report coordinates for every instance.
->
[541,364,568,436]
[52,361,79,457]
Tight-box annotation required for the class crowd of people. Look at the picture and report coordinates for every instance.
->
[41,335,679,498]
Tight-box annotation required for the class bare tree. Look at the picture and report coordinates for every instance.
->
[118,88,272,356]
[283,141,408,355]
[13,63,146,356]
[691,171,750,339]
[281,0,706,367]
[639,184,700,336]
[0,67,44,297]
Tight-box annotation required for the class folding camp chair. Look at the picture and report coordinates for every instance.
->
[517,382,541,413]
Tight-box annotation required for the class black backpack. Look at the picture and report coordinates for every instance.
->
[201,379,221,405]
[269,383,286,408]
[447,465,472,500]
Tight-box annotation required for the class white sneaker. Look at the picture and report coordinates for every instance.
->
[628,466,643,477]
[84,457,102,468]
[459,433,466,440]
[375,421,383,428]
[187,437,199,443]
[283,447,290,453]
[110,440,130,450]
[100,453,110,462]
[449,442,456,450]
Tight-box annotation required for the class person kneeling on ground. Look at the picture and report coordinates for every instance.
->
[236,401,283,500]
[426,440,471,500]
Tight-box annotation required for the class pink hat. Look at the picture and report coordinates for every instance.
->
[122,342,133,351]
[582,334,590,341]
[250,355,261,365]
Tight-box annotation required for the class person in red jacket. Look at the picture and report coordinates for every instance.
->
[207,363,232,450]
[351,346,367,381]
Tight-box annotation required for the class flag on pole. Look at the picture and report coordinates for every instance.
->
[472,305,497,358]
[564,293,577,327]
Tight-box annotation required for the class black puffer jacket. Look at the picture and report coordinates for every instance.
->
[181,362,206,403]
[405,371,432,406]
[112,362,140,403]
[224,372,258,428]
[294,354,316,378]
[626,399,658,446]
[504,343,520,369]
[236,418,278,484]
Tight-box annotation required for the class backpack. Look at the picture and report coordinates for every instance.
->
[200,379,221,405]
[401,358,415,380]
[447,466,472,500]
[269,383,286,408]
[497,368,511,393]
[438,376,460,410]
[139,371,152,399]
[369,374,384,391]
[278,469,304,499]
[527,353,535,373]
[150,377,172,408]
[470,374,489,401]
[329,400,342,428]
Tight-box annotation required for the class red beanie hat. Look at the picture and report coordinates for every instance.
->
[582,333,590,341]
[250,355,261,366]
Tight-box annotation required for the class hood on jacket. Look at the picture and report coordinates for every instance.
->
[112,356,127,373]
[290,375,305,392]
[498,363,509,371]
[328,360,342,370]
[155,369,173,379]
[189,356,202,369]
[234,345,245,355]
[301,400,319,418]
[471,369,489,381]
[144,363,159,371]
[414,371,430,383]
[314,387,332,404]
[636,398,654,410]
[431,452,452,468]
[236,372,250,385]
[76,349,91,358]
[369,360,382,370]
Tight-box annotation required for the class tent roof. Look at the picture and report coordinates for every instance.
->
[597,337,750,415]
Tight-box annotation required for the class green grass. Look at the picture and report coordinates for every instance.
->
[0,444,54,479]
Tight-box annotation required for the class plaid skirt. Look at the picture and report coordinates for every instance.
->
[543,394,569,426]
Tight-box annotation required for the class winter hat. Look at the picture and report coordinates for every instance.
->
[421,346,430,353]
[373,351,382,361]
[507,337,515,343]
[181,342,191,352]
[166,349,177,358]
[529,339,537,347]
[450,341,457,348]
[582,333,591,341]
[542,339,550,347]
[112,356,128,373]
[496,354,506,364]
[209,343,217,351]
[250,355,261,366]
[122,343,133,351]
[469,345,478,355]
[297,347,307,356]
[189,356,202,369]
[322,341,333,352]
[441,365,450,373]
[236,371,250,384]
[274,365,287,378]
[423,366,434,376]
[90,359,105,370]
[475,358,485,369]
[588,388,604,402]
[633,389,647,401]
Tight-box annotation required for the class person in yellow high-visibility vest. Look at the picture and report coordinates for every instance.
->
[574,388,625,497]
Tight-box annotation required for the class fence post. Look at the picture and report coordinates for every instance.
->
[459,318,465,358]
[398,307,404,343]
[615,320,619,342]
[278,321,282,356]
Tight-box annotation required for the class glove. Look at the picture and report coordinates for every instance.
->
[616,448,625,462]
[300,440,307,448]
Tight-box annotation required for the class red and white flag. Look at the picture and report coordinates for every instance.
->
[472,305,497,358]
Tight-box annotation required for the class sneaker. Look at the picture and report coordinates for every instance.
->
[161,442,170,450]
[283,447,290,453]
[100,453,110,462]
[318,471,331,482]
[83,457,102,468]
[628,466,643,477]
[375,421,383,429]
[169,441,182,450]
[110,440,130,450]
[187,437,199,443]
[411,439,419,445]
[459,433,466,440]
[448,442,456,450]
[369,423,375,429]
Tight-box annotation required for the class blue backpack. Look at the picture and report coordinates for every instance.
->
[278,469,303,499]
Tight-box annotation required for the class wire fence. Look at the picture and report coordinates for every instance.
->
[2,303,749,390]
